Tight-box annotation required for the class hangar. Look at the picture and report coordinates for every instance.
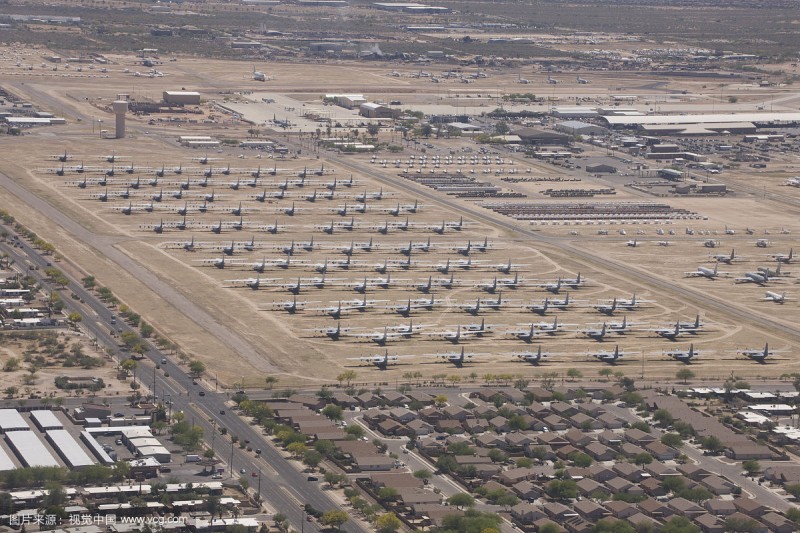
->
[599,112,800,134]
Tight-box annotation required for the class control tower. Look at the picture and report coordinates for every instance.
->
[112,100,128,139]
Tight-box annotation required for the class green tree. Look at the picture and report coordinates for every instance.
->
[661,516,701,533]
[566,368,583,380]
[488,449,507,464]
[188,360,206,376]
[570,451,593,468]
[634,452,653,466]
[676,368,695,384]
[413,469,432,480]
[322,404,343,421]
[336,370,356,387]
[448,492,475,510]
[724,516,762,532]
[784,484,800,499]
[700,435,724,453]
[661,433,684,448]
[742,460,760,476]
[67,312,82,324]
[375,512,402,533]
[546,479,578,499]
[592,519,635,533]
[661,475,686,494]
[653,409,674,426]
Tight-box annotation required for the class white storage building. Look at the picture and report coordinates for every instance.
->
[46,430,95,468]
[0,409,29,433]
[31,410,64,431]
[5,431,60,467]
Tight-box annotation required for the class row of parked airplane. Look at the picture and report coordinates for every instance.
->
[295,310,704,341]
[141,214,470,235]
[68,172,356,192]
[344,342,777,369]
[167,236,490,256]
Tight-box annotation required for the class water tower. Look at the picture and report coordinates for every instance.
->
[112,100,128,139]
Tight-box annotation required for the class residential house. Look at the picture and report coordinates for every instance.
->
[668,497,706,517]
[704,498,736,516]
[570,412,603,430]
[573,499,607,521]
[644,441,678,461]
[406,419,433,436]
[694,513,725,533]
[598,430,624,447]
[476,433,506,449]
[760,512,795,533]
[604,500,638,519]
[638,498,673,520]
[612,462,644,482]
[700,474,734,495]
[625,428,657,446]
[564,428,594,448]
[510,503,546,525]
[732,498,770,518]
[512,480,542,501]
[598,412,626,429]
[381,391,409,406]
[585,442,615,462]
[357,393,381,409]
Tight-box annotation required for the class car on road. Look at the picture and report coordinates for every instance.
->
[114,412,124,417]
[220,410,225,415]
[307,476,318,481]
[251,472,258,477]
[255,448,261,455]
[161,358,167,364]
[240,468,246,474]
[198,391,206,396]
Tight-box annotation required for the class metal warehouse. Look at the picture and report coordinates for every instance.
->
[5,431,60,467]
[31,410,64,431]
[46,429,95,468]
[0,409,29,433]
[600,112,800,128]
[0,445,16,471]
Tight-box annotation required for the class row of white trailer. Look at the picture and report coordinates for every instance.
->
[0,409,101,470]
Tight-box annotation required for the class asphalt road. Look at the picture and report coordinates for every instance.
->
[0,227,369,533]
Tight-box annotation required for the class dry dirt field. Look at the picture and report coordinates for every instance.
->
[0,47,798,388]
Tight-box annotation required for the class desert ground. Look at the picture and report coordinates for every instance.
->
[0,47,798,388]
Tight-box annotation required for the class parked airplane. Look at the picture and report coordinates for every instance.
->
[676,314,704,333]
[348,350,415,369]
[271,296,316,314]
[685,263,724,279]
[735,270,771,285]
[593,298,619,315]
[576,75,590,84]
[757,263,787,278]
[252,65,266,81]
[513,346,551,364]
[711,248,740,265]
[645,321,685,341]
[762,291,789,304]
[769,248,794,263]
[664,344,701,363]
[737,343,777,363]
[505,323,539,342]
[589,345,633,364]
[429,347,477,366]
[583,323,608,341]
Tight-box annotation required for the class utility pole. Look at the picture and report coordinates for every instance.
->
[229,441,234,479]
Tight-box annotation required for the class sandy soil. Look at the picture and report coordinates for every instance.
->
[0,47,797,388]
